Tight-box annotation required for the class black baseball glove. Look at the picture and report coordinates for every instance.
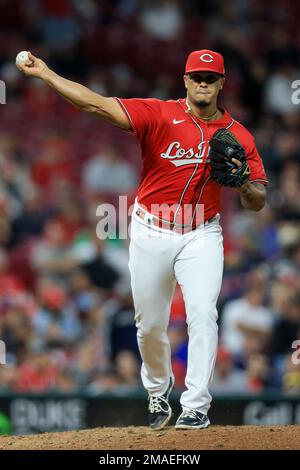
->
[208,128,251,187]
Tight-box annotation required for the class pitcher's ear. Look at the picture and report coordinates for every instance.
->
[183,74,188,89]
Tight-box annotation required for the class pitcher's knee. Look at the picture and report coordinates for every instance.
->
[186,304,218,328]
[137,323,167,339]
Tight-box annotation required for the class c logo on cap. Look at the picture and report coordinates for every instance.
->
[200,53,214,63]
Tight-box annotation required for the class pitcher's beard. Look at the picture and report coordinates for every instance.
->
[196,100,210,108]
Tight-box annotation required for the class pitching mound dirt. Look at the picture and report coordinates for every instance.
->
[0,425,299,450]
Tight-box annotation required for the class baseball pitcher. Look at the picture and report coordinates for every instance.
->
[17,49,268,430]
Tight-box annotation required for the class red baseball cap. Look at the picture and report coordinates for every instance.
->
[185,49,225,75]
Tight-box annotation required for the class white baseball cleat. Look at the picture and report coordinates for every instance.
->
[175,409,210,429]
[148,377,174,430]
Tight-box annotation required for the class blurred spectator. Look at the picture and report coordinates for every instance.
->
[109,290,139,361]
[39,0,80,52]
[69,268,102,321]
[282,355,300,395]
[221,286,273,356]
[11,186,54,245]
[265,64,298,114]
[69,336,105,388]
[86,371,119,395]
[13,348,59,393]
[113,350,141,392]
[0,248,25,296]
[32,281,81,347]
[52,198,86,244]
[0,365,17,391]
[23,79,58,115]
[273,162,300,221]
[228,208,280,267]
[54,369,78,393]
[1,307,33,360]
[271,294,300,355]
[80,236,119,291]
[245,353,271,394]
[0,134,32,221]
[31,135,76,193]
[138,0,183,41]
[31,219,78,285]
[82,145,138,195]
[210,346,248,394]
[266,27,299,70]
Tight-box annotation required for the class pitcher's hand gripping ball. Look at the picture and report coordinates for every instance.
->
[16,51,30,65]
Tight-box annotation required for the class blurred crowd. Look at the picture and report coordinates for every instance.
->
[0,0,299,396]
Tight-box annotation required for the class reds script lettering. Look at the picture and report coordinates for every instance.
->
[161,140,208,167]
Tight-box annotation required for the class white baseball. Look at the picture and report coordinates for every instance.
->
[16,51,30,65]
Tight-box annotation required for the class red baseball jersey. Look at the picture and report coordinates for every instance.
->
[115,97,268,225]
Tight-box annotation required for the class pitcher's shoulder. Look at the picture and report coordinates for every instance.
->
[230,118,255,144]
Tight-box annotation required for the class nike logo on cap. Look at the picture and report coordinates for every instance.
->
[173,118,186,125]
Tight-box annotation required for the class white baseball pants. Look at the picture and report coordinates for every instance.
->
[129,205,224,415]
